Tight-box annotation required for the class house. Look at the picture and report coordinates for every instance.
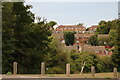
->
[74,34,94,43]
[52,31,109,45]
[87,25,98,33]
[53,25,86,33]
[78,44,112,55]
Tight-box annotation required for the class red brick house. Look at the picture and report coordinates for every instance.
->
[87,25,98,33]
[53,25,86,33]
[51,25,112,55]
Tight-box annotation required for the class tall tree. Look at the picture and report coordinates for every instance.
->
[2,2,52,74]
[64,31,75,46]
[2,2,16,73]
[111,20,120,71]
[88,34,99,46]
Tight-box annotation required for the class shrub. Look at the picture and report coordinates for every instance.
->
[47,67,65,74]
[6,72,12,74]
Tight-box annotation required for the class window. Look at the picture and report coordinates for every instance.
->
[56,31,59,33]
[79,37,82,39]
[76,41,79,43]
[79,31,82,33]
[61,40,65,43]
[95,51,99,53]
[59,37,61,38]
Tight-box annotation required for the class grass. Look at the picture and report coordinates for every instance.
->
[3,72,115,78]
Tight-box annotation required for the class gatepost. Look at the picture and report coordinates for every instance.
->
[41,62,45,75]
[13,62,17,75]
[66,63,70,76]
[91,66,95,77]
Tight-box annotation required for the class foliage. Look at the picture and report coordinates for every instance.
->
[70,52,114,73]
[6,72,12,75]
[2,2,16,73]
[2,2,52,74]
[2,2,116,74]
[96,56,113,72]
[46,67,65,74]
[77,23,83,26]
[70,52,98,73]
[98,36,110,46]
[111,20,120,72]
[88,35,99,46]
[64,31,75,46]
[96,20,111,34]
[45,37,69,74]
[109,30,116,46]
[96,20,118,34]
[47,21,57,28]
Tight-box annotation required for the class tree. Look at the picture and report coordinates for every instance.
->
[77,23,83,26]
[70,52,99,73]
[2,2,52,74]
[108,20,118,46]
[96,20,111,34]
[109,30,116,46]
[88,35,99,46]
[2,2,16,73]
[111,20,120,71]
[98,20,107,25]
[47,21,57,28]
[45,37,69,74]
[98,36,110,46]
[64,31,75,46]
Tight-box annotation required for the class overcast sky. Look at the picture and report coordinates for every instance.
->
[25,1,118,27]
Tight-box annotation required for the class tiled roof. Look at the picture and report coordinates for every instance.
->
[75,34,94,37]
[98,34,109,37]
[80,44,106,52]
[89,25,98,28]
[57,25,86,29]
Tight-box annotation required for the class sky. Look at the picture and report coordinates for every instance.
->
[25,1,118,27]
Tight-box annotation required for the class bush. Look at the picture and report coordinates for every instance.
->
[6,72,12,74]
[46,67,65,74]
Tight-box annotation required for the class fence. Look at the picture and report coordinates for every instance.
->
[12,62,120,78]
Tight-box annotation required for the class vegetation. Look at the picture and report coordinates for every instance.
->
[111,20,120,72]
[47,21,57,29]
[2,2,54,74]
[45,37,69,74]
[77,23,83,26]
[70,52,113,73]
[2,2,68,74]
[2,2,120,74]
[88,34,111,46]
[88,35,99,46]
[97,37,110,46]
[63,31,75,46]
[96,20,111,34]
